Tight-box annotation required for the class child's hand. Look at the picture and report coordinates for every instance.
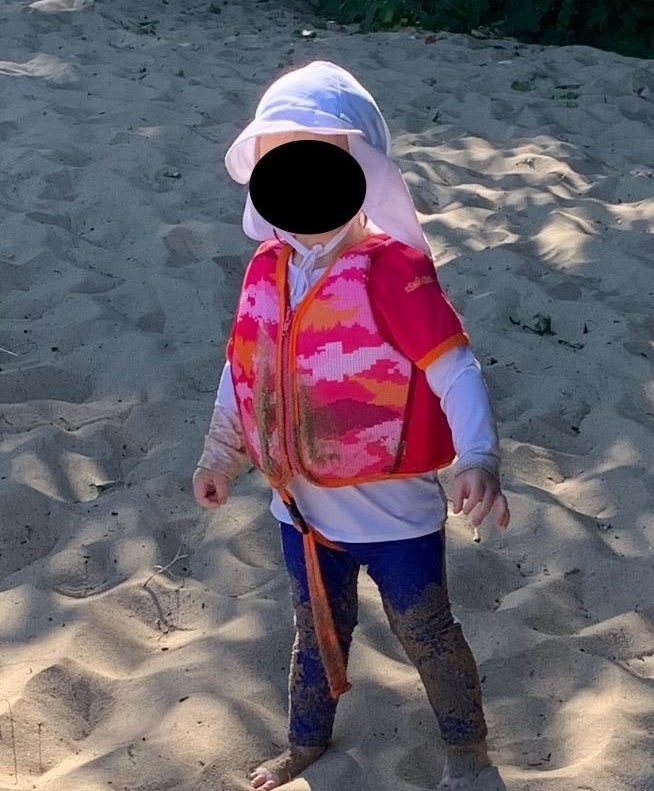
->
[451,468,509,530]
[193,467,230,509]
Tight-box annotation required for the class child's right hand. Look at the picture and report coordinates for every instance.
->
[193,467,230,509]
[451,467,510,530]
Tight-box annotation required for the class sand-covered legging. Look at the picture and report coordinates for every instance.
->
[280,522,488,748]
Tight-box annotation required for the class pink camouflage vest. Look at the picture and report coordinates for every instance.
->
[228,234,457,489]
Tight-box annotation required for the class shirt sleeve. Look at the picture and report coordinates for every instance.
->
[425,345,500,478]
[196,362,250,479]
[368,243,468,369]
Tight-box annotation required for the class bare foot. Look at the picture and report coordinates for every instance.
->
[437,742,492,790]
[249,744,327,790]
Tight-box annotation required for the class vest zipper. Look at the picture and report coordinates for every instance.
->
[278,308,296,483]
[278,237,383,482]
[284,264,335,481]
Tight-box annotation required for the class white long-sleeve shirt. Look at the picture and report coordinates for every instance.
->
[198,256,499,542]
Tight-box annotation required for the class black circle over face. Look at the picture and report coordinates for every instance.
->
[249,140,366,235]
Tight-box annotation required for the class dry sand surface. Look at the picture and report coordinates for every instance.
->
[1,1,653,790]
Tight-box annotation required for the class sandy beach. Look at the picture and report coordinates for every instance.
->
[1,1,653,789]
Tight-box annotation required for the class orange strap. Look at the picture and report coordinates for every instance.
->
[302,531,351,699]
[280,488,351,700]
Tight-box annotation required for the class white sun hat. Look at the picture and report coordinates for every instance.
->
[224,60,431,258]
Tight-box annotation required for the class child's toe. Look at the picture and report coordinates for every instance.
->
[249,768,273,789]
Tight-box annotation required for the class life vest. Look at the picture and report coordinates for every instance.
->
[228,234,458,489]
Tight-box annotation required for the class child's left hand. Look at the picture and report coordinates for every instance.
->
[451,468,510,530]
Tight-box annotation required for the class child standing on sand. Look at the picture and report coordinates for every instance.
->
[193,61,509,791]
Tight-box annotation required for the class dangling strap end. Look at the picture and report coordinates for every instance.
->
[328,679,352,700]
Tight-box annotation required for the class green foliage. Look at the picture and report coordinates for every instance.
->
[314,0,412,29]
[312,0,654,58]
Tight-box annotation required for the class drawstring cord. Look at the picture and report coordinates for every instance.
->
[274,219,357,307]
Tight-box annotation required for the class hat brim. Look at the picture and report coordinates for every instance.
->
[225,120,364,184]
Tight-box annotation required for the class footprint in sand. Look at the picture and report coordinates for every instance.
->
[45,540,123,598]
[0,660,113,778]
[495,568,592,636]
[163,224,205,267]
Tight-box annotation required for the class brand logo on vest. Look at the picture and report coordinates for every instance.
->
[405,274,435,293]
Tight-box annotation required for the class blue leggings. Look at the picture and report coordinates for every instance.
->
[280,522,487,748]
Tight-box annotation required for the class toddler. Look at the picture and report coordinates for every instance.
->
[193,61,509,791]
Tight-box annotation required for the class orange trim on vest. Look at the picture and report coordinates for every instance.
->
[416,332,469,370]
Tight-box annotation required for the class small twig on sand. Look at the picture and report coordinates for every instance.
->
[2,698,18,784]
[143,541,189,588]
[0,347,18,357]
